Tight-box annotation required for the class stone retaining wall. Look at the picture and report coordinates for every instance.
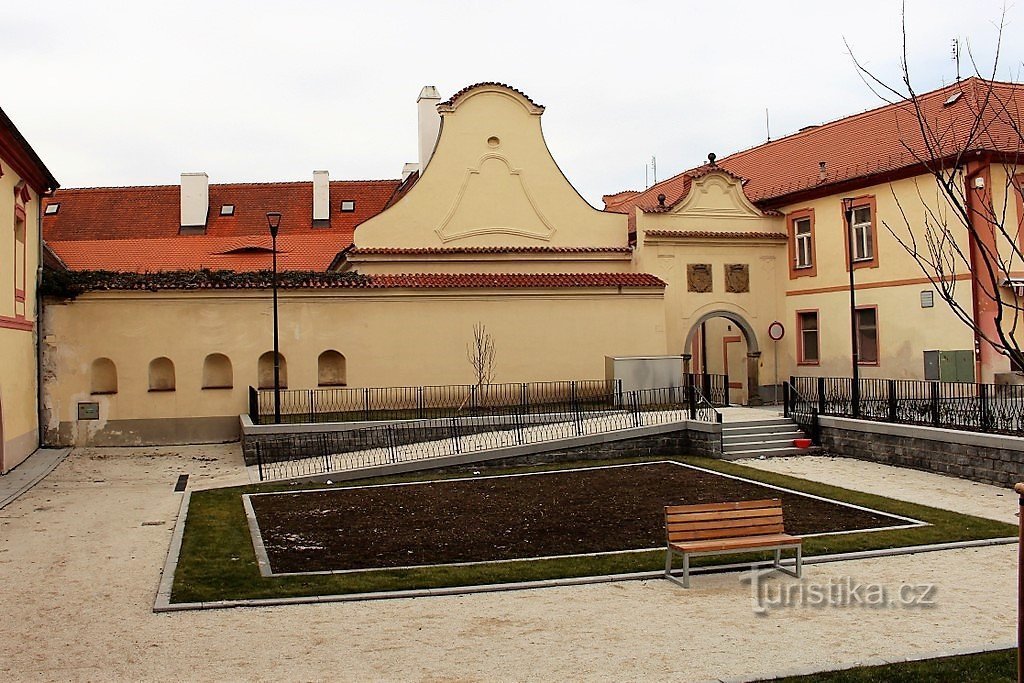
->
[818,416,1022,488]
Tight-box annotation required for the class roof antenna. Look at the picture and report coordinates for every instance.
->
[765,108,771,142]
[651,155,657,184]
[951,38,961,81]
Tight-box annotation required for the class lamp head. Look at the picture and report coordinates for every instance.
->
[266,212,282,238]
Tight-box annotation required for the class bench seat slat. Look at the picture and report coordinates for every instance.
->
[670,532,802,554]
[664,499,781,515]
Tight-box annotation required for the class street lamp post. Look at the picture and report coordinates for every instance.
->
[267,211,282,424]
[843,198,860,417]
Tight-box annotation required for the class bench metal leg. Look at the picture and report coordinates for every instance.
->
[664,549,688,588]
[775,546,803,579]
[682,552,690,588]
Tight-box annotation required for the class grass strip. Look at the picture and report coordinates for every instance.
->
[761,648,1015,682]
[171,455,1016,603]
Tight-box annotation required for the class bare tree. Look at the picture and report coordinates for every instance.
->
[466,322,496,386]
[847,6,1024,370]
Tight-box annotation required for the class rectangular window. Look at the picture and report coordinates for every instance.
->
[787,208,815,278]
[797,311,819,364]
[851,205,873,261]
[856,307,879,364]
[794,217,812,268]
[340,200,356,212]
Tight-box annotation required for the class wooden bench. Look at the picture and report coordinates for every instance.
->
[664,498,802,588]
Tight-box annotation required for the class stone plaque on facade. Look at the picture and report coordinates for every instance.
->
[687,264,713,292]
[725,264,750,293]
[78,402,100,420]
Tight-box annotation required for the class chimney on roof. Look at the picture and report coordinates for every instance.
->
[818,161,827,183]
[417,86,442,174]
[313,170,330,221]
[180,172,209,232]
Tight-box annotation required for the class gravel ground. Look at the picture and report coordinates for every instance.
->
[0,444,1016,682]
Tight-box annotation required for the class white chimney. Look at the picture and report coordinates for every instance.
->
[180,172,209,228]
[313,170,330,221]
[417,86,442,174]
[401,162,419,182]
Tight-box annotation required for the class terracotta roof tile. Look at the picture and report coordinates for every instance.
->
[43,179,401,272]
[347,246,632,255]
[364,273,664,289]
[439,82,545,111]
[608,77,1024,212]
[644,230,787,240]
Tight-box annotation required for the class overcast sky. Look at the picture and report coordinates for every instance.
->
[6,0,1023,206]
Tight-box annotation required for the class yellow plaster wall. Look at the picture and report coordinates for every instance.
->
[354,86,628,253]
[0,168,41,471]
[778,175,978,380]
[41,287,666,444]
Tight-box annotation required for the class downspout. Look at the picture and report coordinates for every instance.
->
[35,190,48,448]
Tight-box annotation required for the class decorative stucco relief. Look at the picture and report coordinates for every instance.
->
[435,154,556,243]
[672,171,763,219]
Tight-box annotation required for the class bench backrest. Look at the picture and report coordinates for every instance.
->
[665,498,786,544]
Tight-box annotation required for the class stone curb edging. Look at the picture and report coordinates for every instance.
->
[708,640,1018,683]
[0,448,72,511]
[153,490,191,610]
[151,524,1017,613]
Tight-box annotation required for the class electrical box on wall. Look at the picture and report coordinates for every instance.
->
[923,350,974,382]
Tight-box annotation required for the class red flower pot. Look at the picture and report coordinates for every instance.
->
[794,438,812,449]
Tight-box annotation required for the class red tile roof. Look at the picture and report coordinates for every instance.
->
[347,246,633,255]
[56,271,666,292]
[439,82,545,111]
[363,273,663,288]
[607,77,1024,213]
[643,230,787,240]
[43,179,401,272]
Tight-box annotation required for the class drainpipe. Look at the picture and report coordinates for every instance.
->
[35,191,48,449]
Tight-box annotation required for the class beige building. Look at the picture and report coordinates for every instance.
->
[0,107,58,471]
[35,79,1024,448]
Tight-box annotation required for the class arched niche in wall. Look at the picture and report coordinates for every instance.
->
[202,354,233,389]
[148,357,176,392]
[258,351,287,389]
[90,358,118,395]
[317,350,347,387]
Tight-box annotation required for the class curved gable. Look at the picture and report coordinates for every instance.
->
[354,84,627,250]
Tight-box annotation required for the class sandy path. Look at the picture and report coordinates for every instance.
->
[0,445,1016,682]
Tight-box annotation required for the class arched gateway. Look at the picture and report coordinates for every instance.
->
[681,310,763,406]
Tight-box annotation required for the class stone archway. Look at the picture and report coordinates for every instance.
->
[682,310,763,406]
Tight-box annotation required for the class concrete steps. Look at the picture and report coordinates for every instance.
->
[720,417,815,460]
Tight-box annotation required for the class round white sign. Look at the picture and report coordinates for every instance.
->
[768,321,785,341]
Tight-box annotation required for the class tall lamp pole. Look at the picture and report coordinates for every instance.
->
[267,211,282,424]
[843,198,860,417]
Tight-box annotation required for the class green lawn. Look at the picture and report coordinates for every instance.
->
[171,455,1016,604]
[762,648,1015,682]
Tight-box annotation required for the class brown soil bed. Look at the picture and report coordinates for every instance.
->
[248,461,910,574]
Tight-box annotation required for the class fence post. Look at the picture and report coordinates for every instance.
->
[782,381,790,418]
[687,382,697,420]
[930,381,941,427]
[363,388,371,422]
[817,377,826,415]
[386,426,398,463]
[887,379,897,422]
[309,389,315,423]
[851,376,861,419]
[630,391,641,428]
[256,442,264,482]
[417,387,424,419]
[724,377,731,407]
[248,387,260,423]
[702,373,711,402]
[449,416,461,453]
[521,383,528,413]
[980,383,993,432]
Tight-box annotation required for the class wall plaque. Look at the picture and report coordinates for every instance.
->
[687,264,713,293]
[78,402,100,420]
[725,264,750,293]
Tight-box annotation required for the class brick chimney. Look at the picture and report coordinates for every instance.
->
[417,86,441,174]
[313,170,330,221]
[180,172,209,233]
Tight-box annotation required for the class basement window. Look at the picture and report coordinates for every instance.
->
[220,204,235,216]
[340,200,355,212]
[44,203,60,215]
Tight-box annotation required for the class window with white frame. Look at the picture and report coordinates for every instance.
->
[850,205,873,261]
[794,216,813,268]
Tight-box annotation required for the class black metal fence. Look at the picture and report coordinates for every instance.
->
[785,375,1024,435]
[254,384,722,481]
[249,375,729,426]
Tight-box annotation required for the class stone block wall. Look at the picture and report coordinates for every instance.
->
[818,416,1022,488]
